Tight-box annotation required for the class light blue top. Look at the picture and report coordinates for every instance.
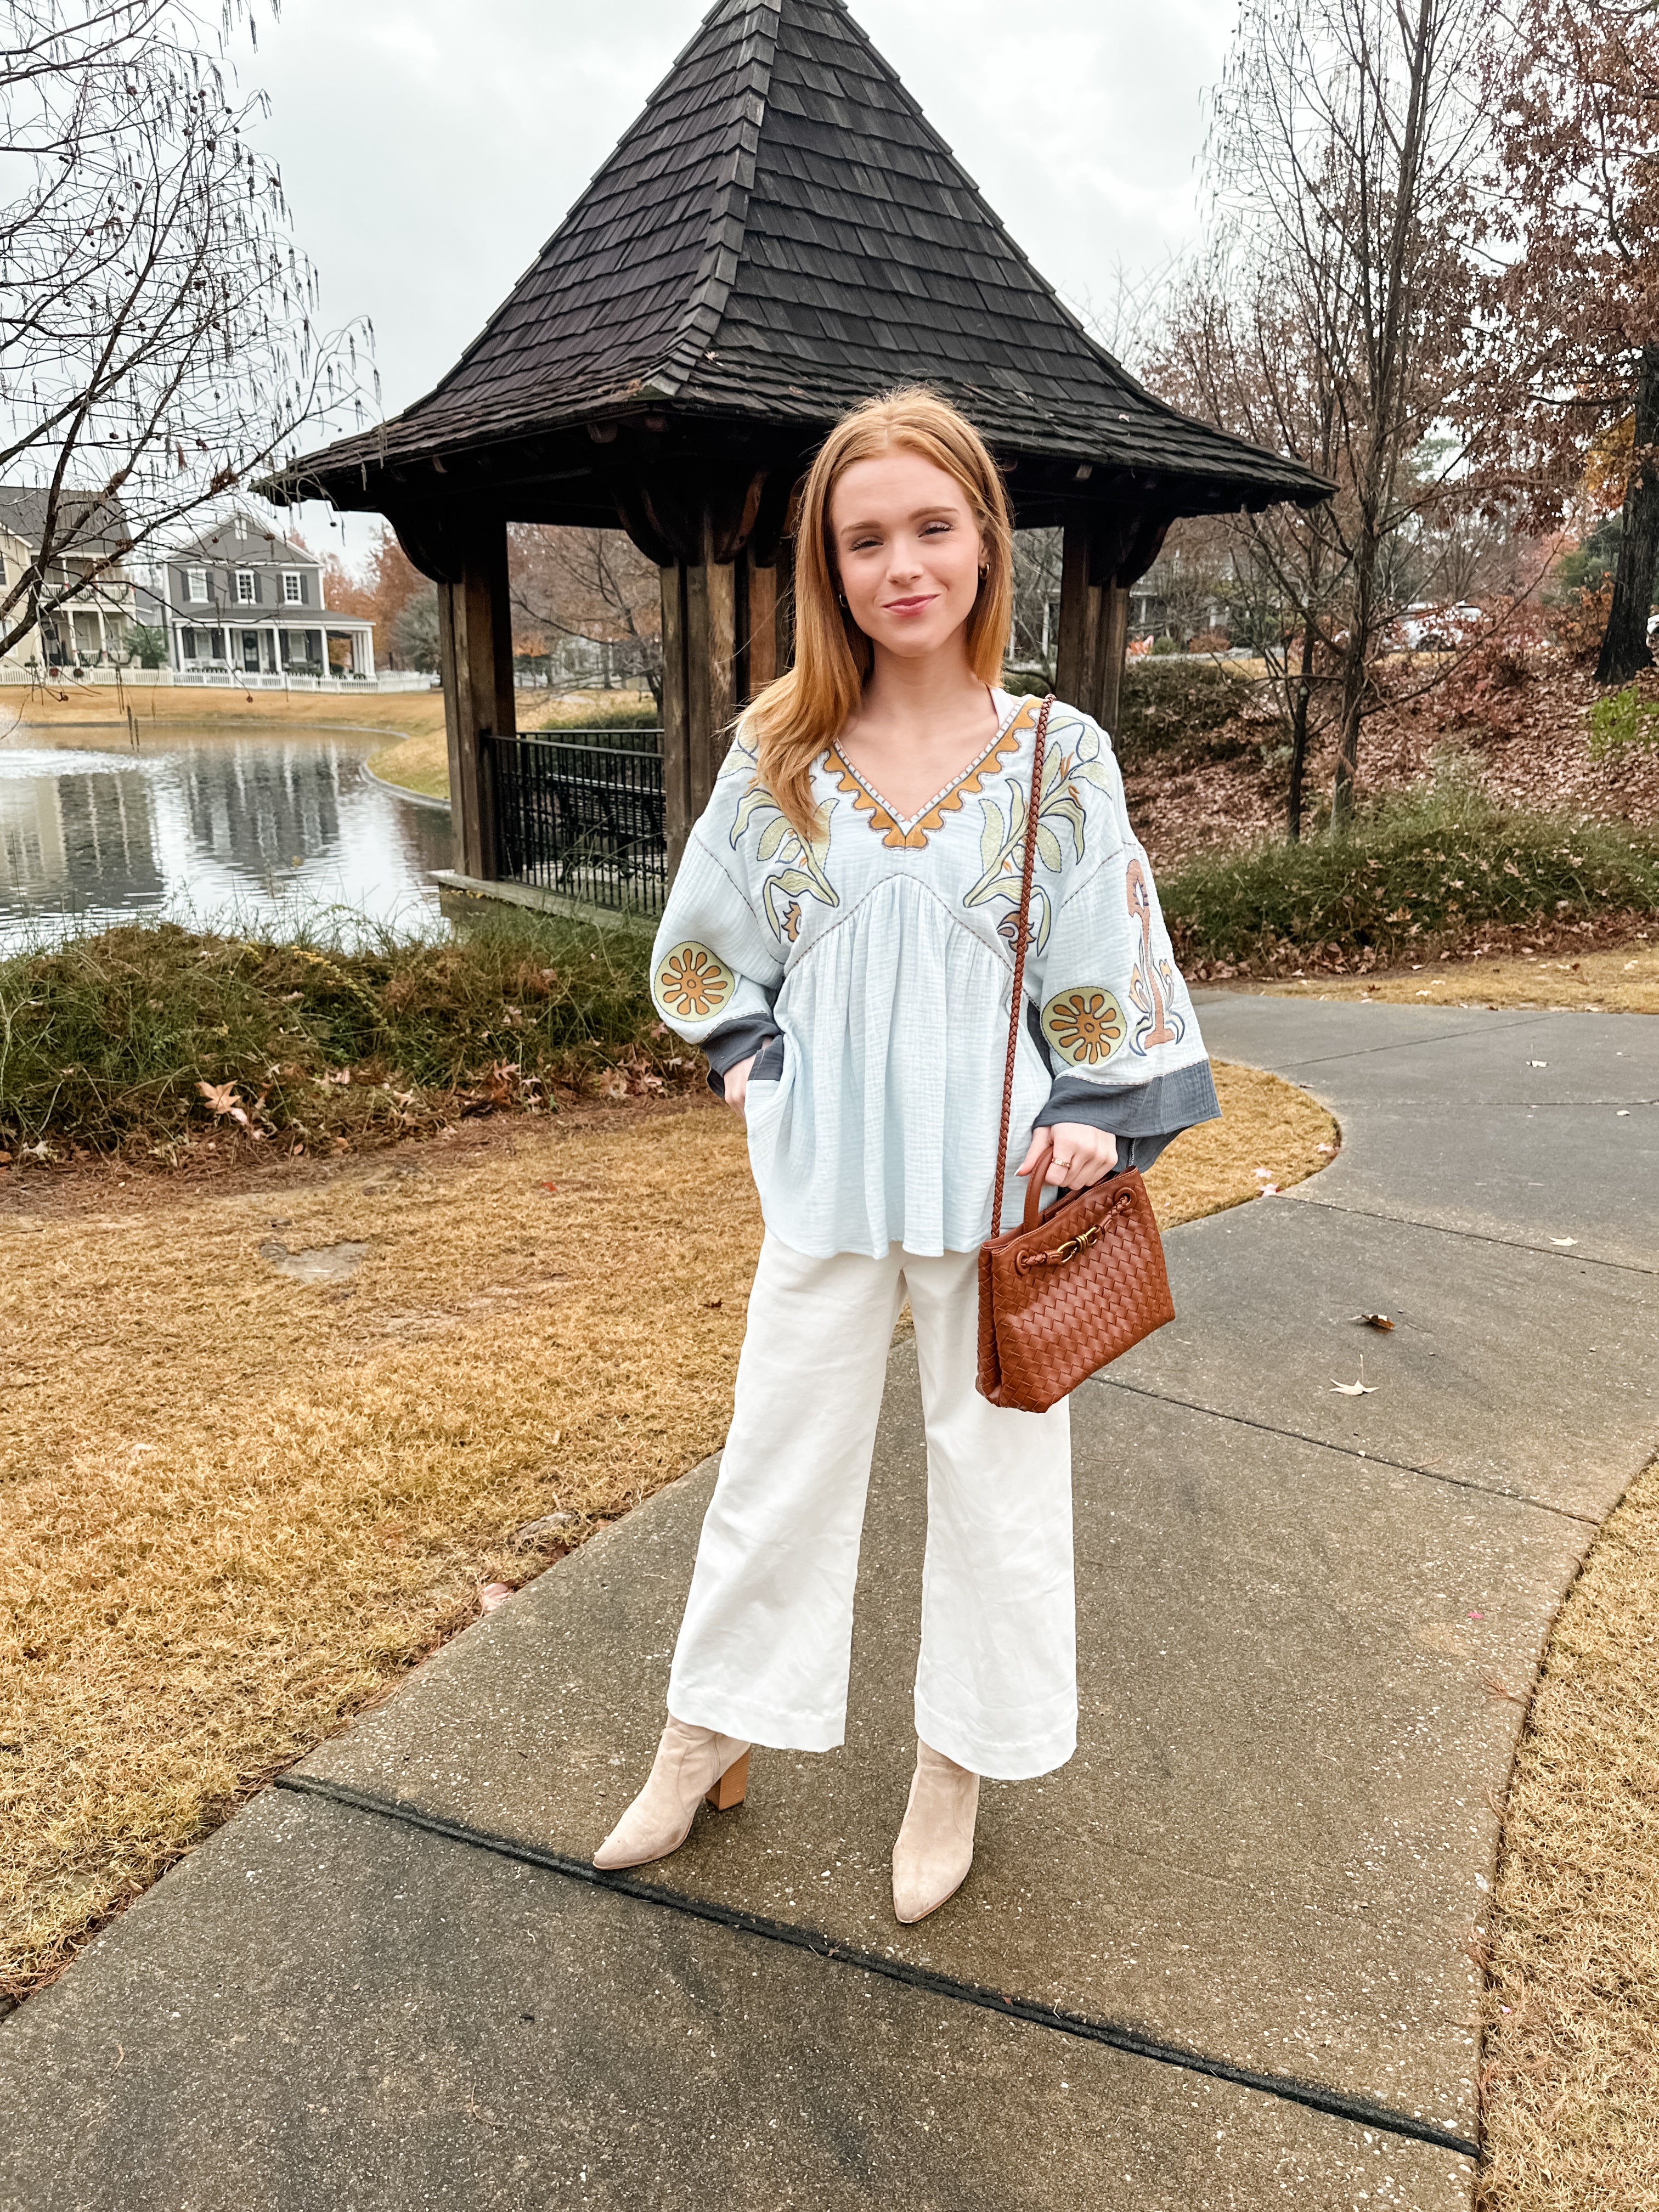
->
[650,689,1216,1259]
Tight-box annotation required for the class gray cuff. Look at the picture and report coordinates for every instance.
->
[701,1015,778,1099]
[1034,1060,1223,1157]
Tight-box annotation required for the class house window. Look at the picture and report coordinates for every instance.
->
[187,566,208,602]
[282,571,304,605]
[236,569,256,604]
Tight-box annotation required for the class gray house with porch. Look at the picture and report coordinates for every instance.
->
[163,511,375,678]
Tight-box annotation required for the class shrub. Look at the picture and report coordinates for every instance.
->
[1187,629,1232,655]
[1159,778,1659,976]
[1587,681,1659,760]
[1113,656,1270,771]
[1431,605,1545,738]
[0,911,684,1160]
[1547,587,1613,667]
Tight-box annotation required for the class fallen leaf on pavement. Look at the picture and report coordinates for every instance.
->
[1549,1237,1577,1247]
[1331,1377,1378,1395]
[478,1583,516,1613]
[1356,1312,1396,1331]
[1482,1671,1527,1706]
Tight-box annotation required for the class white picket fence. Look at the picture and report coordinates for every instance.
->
[0,665,437,694]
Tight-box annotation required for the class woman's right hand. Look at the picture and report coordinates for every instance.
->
[722,1052,759,1115]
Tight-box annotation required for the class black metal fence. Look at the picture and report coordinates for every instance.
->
[487,730,666,915]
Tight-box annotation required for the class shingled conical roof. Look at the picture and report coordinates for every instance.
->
[278,0,1328,516]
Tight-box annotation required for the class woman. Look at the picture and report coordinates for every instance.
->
[594,388,1217,1922]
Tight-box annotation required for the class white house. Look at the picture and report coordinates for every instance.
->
[0,487,139,672]
[162,510,375,678]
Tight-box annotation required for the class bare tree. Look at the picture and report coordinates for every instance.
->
[1186,0,1490,826]
[507,524,663,704]
[1471,1,1659,682]
[0,1,368,666]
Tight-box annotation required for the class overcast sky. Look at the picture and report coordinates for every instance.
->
[241,0,1234,559]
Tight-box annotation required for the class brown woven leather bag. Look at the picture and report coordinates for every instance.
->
[976,695,1176,1413]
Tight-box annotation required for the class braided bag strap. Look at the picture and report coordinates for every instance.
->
[990,693,1053,1230]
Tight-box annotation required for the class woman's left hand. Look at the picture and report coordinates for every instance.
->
[1015,1121,1119,1194]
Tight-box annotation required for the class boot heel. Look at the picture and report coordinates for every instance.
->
[705,1749,749,1812]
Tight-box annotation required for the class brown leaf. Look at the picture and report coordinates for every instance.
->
[1357,1312,1396,1331]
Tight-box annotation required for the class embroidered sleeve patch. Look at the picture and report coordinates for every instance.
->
[1041,986,1126,1066]
[654,943,735,1022]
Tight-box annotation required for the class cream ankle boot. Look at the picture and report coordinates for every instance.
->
[891,1738,980,1923]
[592,1716,751,1871]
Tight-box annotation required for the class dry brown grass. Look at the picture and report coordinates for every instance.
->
[0,1060,1334,1999]
[366,724,449,800]
[1259,939,1659,1015]
[365,691,658,803]
[1476,1454,1659,2209]
[3,681,451,742]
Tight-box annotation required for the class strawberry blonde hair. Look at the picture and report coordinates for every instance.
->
[746,386,1014,842]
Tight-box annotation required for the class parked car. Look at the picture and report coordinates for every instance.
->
[1395,602,1483,651]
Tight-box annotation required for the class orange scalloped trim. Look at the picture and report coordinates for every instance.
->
[828,697,1035,849]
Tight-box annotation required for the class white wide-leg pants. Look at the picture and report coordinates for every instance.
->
[667,1233,1076,1781]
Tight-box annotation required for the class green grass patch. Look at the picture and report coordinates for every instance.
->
[1160,780,1659,977]
[0,910,680,1161]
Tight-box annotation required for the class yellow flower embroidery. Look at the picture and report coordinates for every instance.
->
[1041,987,1126,1066]
[655,943,734,1022]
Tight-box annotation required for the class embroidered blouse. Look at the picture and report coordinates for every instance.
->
[649,688,1219,1260]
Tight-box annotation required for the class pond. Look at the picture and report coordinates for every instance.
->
[0,720,454,956]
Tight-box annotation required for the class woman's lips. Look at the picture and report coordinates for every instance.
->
[884,594,937,613]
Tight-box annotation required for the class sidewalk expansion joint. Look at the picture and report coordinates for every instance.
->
[1283,1193,1659,1277]
[1228,1011,1550,1072]
[272,1770,1481,2164]
[1091,1378,1601,1527]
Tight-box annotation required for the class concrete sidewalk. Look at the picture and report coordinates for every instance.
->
[3,997,1655,2210]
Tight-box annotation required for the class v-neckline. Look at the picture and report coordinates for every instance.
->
[830,689,1026,841]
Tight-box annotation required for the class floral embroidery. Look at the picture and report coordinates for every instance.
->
[654,943,735,1021]
[1041,987,1126,1066]
[722,730,840,944]
[962,713,1113,951]
[1126,855,1183,1052]
[828,699,1030,849]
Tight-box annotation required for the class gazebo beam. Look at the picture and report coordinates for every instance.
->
[435,519,515,881]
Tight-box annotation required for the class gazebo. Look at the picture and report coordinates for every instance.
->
[264,0,1330,899]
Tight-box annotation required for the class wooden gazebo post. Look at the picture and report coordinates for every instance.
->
[434,521,516,883]
[659,519,792,876]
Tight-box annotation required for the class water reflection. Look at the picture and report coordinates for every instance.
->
[0,724,453,952]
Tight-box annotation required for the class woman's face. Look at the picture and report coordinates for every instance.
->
[827,447,985,662]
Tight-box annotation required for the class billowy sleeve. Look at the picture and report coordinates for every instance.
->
[650,747,786,1092]
[1022,709,1220,1171]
